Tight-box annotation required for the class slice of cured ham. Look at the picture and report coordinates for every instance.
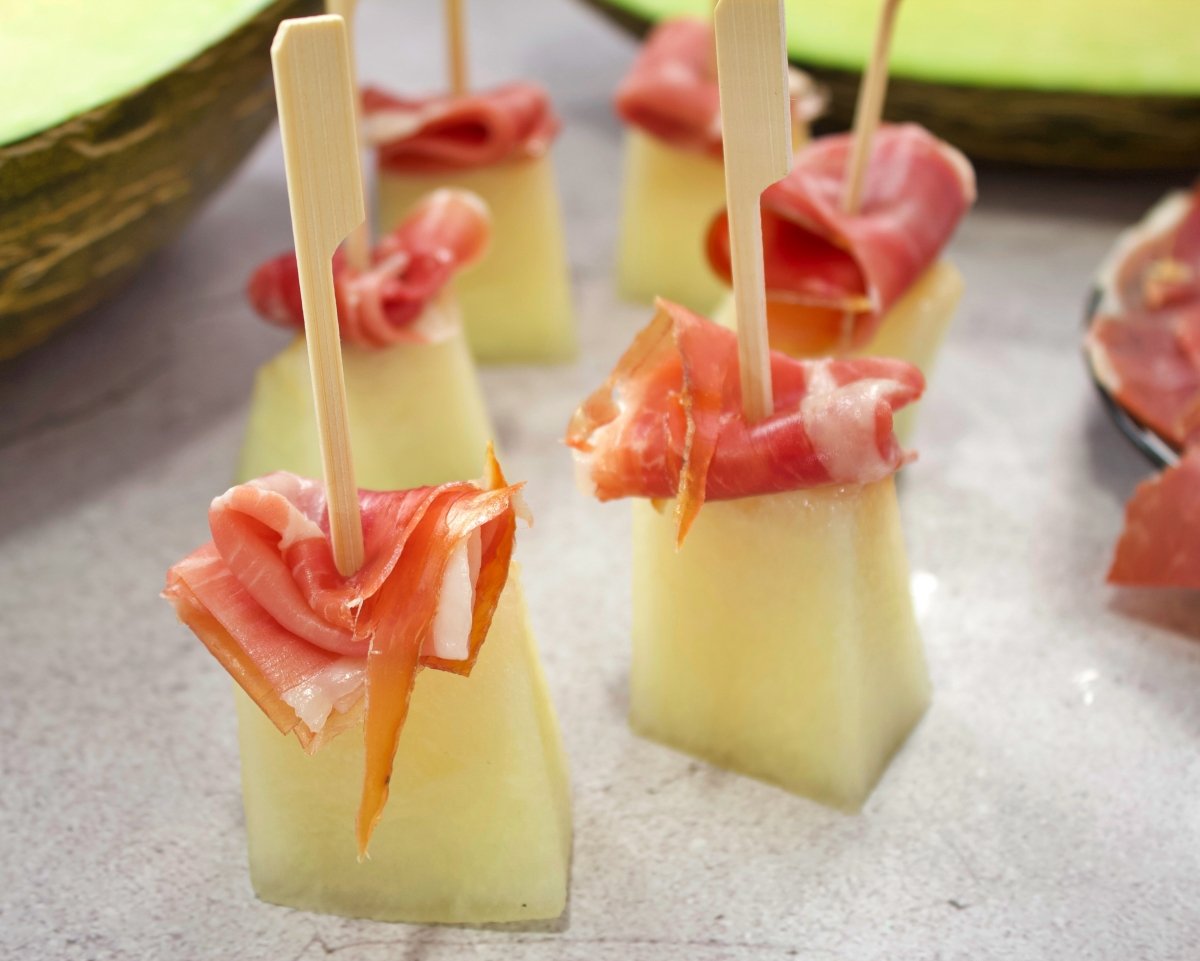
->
[163,449,522,854]
[566,299,923,543]
[614,16,824,158]
[706,124,975,350]
[247,189,490,349]
[362,82,560,174]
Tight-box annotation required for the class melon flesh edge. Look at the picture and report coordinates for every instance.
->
[712,259,964,443]
[236,322,493,488]
[377,156,576,364]
[237,573,572,923]
[630,478,929,809]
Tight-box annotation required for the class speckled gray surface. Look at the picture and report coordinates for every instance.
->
[2,2,1199,959]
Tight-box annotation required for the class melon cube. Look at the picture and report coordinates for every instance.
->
[235,574,572,923]
[237,322,492,488]
[377,156,575,364]
[630,478,929,809]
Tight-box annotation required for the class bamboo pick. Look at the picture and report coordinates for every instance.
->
[445,0,469,96]
[842,0,903,214]
[714,0,792,422]
[325,0,371,270]
[272,15,367,576]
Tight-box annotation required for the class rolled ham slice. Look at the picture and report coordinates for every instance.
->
[362,82,560,174]
[615,16,825,158]
[247,189,490,348]
[706,124,975,349]
[566,299,923,543]
[163,449,522,854]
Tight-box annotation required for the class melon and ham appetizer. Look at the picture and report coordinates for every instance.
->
[239,189,494,491]
[1086,186,1200,590]
[566,301,930,809]
[361,83,575,363]
[614,16,825,313]
[704,123,975,365]
[163,452,571,923]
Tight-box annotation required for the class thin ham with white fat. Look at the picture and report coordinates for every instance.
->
[163,449,522,855]
[706,124,975,350]
[247,189,490,348]
[566,300,923,543]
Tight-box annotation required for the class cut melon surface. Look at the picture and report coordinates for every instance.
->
[378,156,576,364]
[237,323,493,488]
[236,574,572,923]
[630,478,929,809]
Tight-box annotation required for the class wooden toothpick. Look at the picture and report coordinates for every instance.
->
[714,0,792,422]
[272,15,367,576]
[842,0,903,214]
[325,0,371,270]
[445,0,469,96]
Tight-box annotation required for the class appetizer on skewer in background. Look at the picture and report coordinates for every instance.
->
[166,18,570,924]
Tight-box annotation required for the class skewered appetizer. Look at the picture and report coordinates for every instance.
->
[566,301,930,808]
[362,84,576,363]
[1086,185,1200,589]
[163,452,571,922]
[614,16,825,313]
[240,189,494,488]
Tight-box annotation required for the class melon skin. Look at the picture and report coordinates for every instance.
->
[236,574,572,923]
[377,156,576,364]
[0,0,321,360]
[236,318,493,488]
[630,479,929,809]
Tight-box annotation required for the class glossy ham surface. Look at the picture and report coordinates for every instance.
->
[163,449,522,854]
[362,82,559,174]
[614,16,824,158]
[706,124,975,349]
[566,300,923,542]
[247,189,490,349]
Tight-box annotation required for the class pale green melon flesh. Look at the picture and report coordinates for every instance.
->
[0,0,276,145]
[236,575,572,923]
[604,0,1200,95]
[630,479,929,809]
[237,327,493,488]
[377,157,576,364]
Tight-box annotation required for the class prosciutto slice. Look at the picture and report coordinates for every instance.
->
[362,82,560,174]
[706,124,975,349]
[566,299,923,543]
[247,189,490,349]
[615,16,825,158]
[163,449,523,855]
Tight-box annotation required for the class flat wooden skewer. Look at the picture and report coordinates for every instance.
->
[325,0,371,270]
[842,0,903,214]
[272,15,367,576]
[714,0,793,422]
[445,0,469,96]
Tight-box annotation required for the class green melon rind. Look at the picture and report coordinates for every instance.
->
[0,0,321,361]
[580,0,1200,171]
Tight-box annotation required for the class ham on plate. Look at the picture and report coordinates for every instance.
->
[566,299,923,543]
[163,448,524,855]
[362,82,560,174]
[247,189,490,349]
[614,16,825,158]
[706,124,975,350]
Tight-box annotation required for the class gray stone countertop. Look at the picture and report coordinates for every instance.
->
[2,1,1198,958]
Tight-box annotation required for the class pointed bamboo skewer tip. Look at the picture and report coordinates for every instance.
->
[714,0,792,423]
[842,0,904,215]
[445,0,470,96]
[272,15,367,576]
[325,0,371,270]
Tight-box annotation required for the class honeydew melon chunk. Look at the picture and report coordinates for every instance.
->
[235,573,571,923]
[630,478,929,809]
[616,130,728,313]
[377,157,576,364]
[237,316,493,488]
